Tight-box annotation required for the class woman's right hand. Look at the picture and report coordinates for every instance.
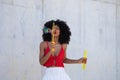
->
[50,42,56,55]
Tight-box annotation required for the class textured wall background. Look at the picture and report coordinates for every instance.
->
[0,0,120,80]
[117,4,120,80]
[0,0,43,80]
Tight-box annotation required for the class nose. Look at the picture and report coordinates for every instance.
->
[53,30,57,34]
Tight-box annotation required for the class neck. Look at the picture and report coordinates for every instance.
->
[54,36,59,44]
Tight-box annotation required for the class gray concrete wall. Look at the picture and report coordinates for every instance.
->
[0,0,42,80]
[117,3,120,80]
[0,0,120,80]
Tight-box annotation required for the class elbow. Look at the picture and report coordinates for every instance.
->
[63,58,67,63]
[39,60,44,65]
[40,62,44,66]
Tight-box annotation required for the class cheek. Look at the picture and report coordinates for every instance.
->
[57,30,60,35]
[54,30,60,36]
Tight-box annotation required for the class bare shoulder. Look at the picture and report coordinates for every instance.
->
[62,44,68,50]
[39,41,46,48]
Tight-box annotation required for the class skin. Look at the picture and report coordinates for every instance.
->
[39,25,86,66]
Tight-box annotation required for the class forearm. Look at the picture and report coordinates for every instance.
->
[63,58,82,64]
[40,51,52,65]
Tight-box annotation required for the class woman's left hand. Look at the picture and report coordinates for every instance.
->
[78,57,87,64]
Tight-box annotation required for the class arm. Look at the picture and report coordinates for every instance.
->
[63,44,84,64]
[39,42,52,65]
[64,58,83,64]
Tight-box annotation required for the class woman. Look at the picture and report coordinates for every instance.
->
[39,19,86,80]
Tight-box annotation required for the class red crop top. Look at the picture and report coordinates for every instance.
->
[43,42,65,67]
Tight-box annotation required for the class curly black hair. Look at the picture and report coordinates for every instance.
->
[42,19,71,44]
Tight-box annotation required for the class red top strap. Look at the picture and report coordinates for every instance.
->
[46,41,48,47]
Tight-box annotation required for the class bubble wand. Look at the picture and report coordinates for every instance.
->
[43,22,56,52]
[43,22,56,67]
[82,50,88,70]
[51,22,56,52]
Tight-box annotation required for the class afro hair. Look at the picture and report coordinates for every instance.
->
[42,19,71,44]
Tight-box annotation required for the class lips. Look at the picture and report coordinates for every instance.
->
[53,30,56,34]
